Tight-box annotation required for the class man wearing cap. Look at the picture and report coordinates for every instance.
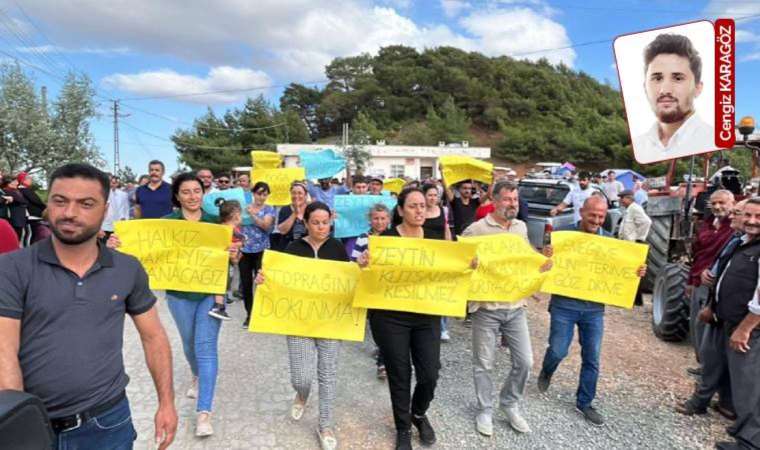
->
[369,177,384,195]
[618,190,652,243]
[619,189,652,306]
[549,171,596,225]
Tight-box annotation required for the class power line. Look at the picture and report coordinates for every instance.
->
[120,120,255,151]
[118,101,289,132]
[10,2,78,74]
[118,80,329,101]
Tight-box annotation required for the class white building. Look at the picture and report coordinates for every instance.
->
[275,142,491,179]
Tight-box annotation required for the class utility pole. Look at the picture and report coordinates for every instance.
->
[112,100,129,174]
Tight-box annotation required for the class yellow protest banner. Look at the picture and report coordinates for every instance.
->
[114,219,232,294]
[250,150,282,169]
[541,231,648,308]
[251,167,306,206]
[250,250,366,342]
[459,233,548,302]
[440,155,493,187]
[353,236,477,317]
[383,178,405,194]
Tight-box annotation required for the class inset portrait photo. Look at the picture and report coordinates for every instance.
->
[614,21,716,165]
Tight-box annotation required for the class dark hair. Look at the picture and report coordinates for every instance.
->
[252,181,270,194]
[492,180,518,199]
[304,201,331,222]
[353,175,367,185]
[644,33,702,84]
[421,183,439,195]
[138,174,149,182]
[0,175,14,189]
[48,163,110,201]
[219,199,241,223]
[746,197,760,208]
[393,187,424,225]
[148,159,165,171]
[217,172,231,180]
[171,172,204,208]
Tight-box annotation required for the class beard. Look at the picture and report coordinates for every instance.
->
[655,97,692,124]
[50,219,100,245]
[504,208,517,220]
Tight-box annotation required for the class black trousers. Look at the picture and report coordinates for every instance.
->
[239,251,264,320]
[369,310,441,432]
[726,328,760,448]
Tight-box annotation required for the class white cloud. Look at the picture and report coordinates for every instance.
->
[102,66,272,104]
[704,1,760,22]
[737,29,760,44]
[15,1,576,80]
[459,8,576,65]
[740,52,760,62]
[441,0,471,18]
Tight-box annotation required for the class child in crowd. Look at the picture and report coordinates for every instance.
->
[209,200,244,321]
[352,202,392,380]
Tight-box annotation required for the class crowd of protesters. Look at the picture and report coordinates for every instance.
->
[2,157,759,450]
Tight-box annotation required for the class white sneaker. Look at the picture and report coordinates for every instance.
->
[475,412,493,436]
[441,330,451,342]
[195,412,213,437]
[317,428,338,450]
[291,394,306,421]
[503,406,531,433]
[186,377,198,399]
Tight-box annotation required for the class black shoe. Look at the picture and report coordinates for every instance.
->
[715,441,747,450]
[209,306,231,321]
[411,415,436,446]
[395,430,412,450]
[576,405,604,426]
[675,400,707,416]
[686,366,703,376]
[710,402,737,421]
[376,365,387,380]
[537,370,552,393]
[242,319,250,329]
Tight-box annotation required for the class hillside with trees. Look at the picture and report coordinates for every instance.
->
[174,45,650,173]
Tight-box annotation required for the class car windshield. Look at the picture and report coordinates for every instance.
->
[518,184,569,205]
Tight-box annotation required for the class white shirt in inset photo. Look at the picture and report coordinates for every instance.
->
[633,113,716,164]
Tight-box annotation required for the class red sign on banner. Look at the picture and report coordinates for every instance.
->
[715,18,735,148]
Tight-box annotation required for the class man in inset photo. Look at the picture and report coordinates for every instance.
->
[633,33,714,164]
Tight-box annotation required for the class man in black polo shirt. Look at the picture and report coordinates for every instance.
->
[0,163,177,449]
[712,197,760,450]
[135,159,173,218]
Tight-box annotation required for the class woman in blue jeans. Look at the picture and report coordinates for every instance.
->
[110,171,235,437]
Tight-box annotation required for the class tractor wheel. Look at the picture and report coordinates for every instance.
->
[651,263,690,342]
[643,214,672,292]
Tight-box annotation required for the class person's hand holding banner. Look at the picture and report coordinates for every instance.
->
[251,150,282,169]
[541,231,648,308]
[439,155,493,187]
[250,250,366,341]
[352,235,477,317]
[299,148,346,180]
[333,195,397,238]
[251,167,306,206]
[114,219,233,294]
[459,233,549,302]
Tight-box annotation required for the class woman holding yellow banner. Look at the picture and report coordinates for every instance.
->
[357,187,447,450]
[255,201,347,450]
[108,172,236,438]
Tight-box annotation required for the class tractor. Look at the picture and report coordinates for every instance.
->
[648,116,759,342]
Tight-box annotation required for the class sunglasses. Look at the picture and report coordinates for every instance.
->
[218,179,230,184]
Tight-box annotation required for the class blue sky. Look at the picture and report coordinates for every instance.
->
[1,0,759,176]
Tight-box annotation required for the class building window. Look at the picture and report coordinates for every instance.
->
[390,165,405,177]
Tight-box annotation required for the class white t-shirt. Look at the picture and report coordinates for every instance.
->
[602,180,624,202]
[562,187,595,224]
[633,113,716,164]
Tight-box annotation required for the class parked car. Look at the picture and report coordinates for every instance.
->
[518,178,623,248]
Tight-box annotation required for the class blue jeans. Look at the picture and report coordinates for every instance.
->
[541,304,604,409]
[166,294,221,412]
[55,397,136,450]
